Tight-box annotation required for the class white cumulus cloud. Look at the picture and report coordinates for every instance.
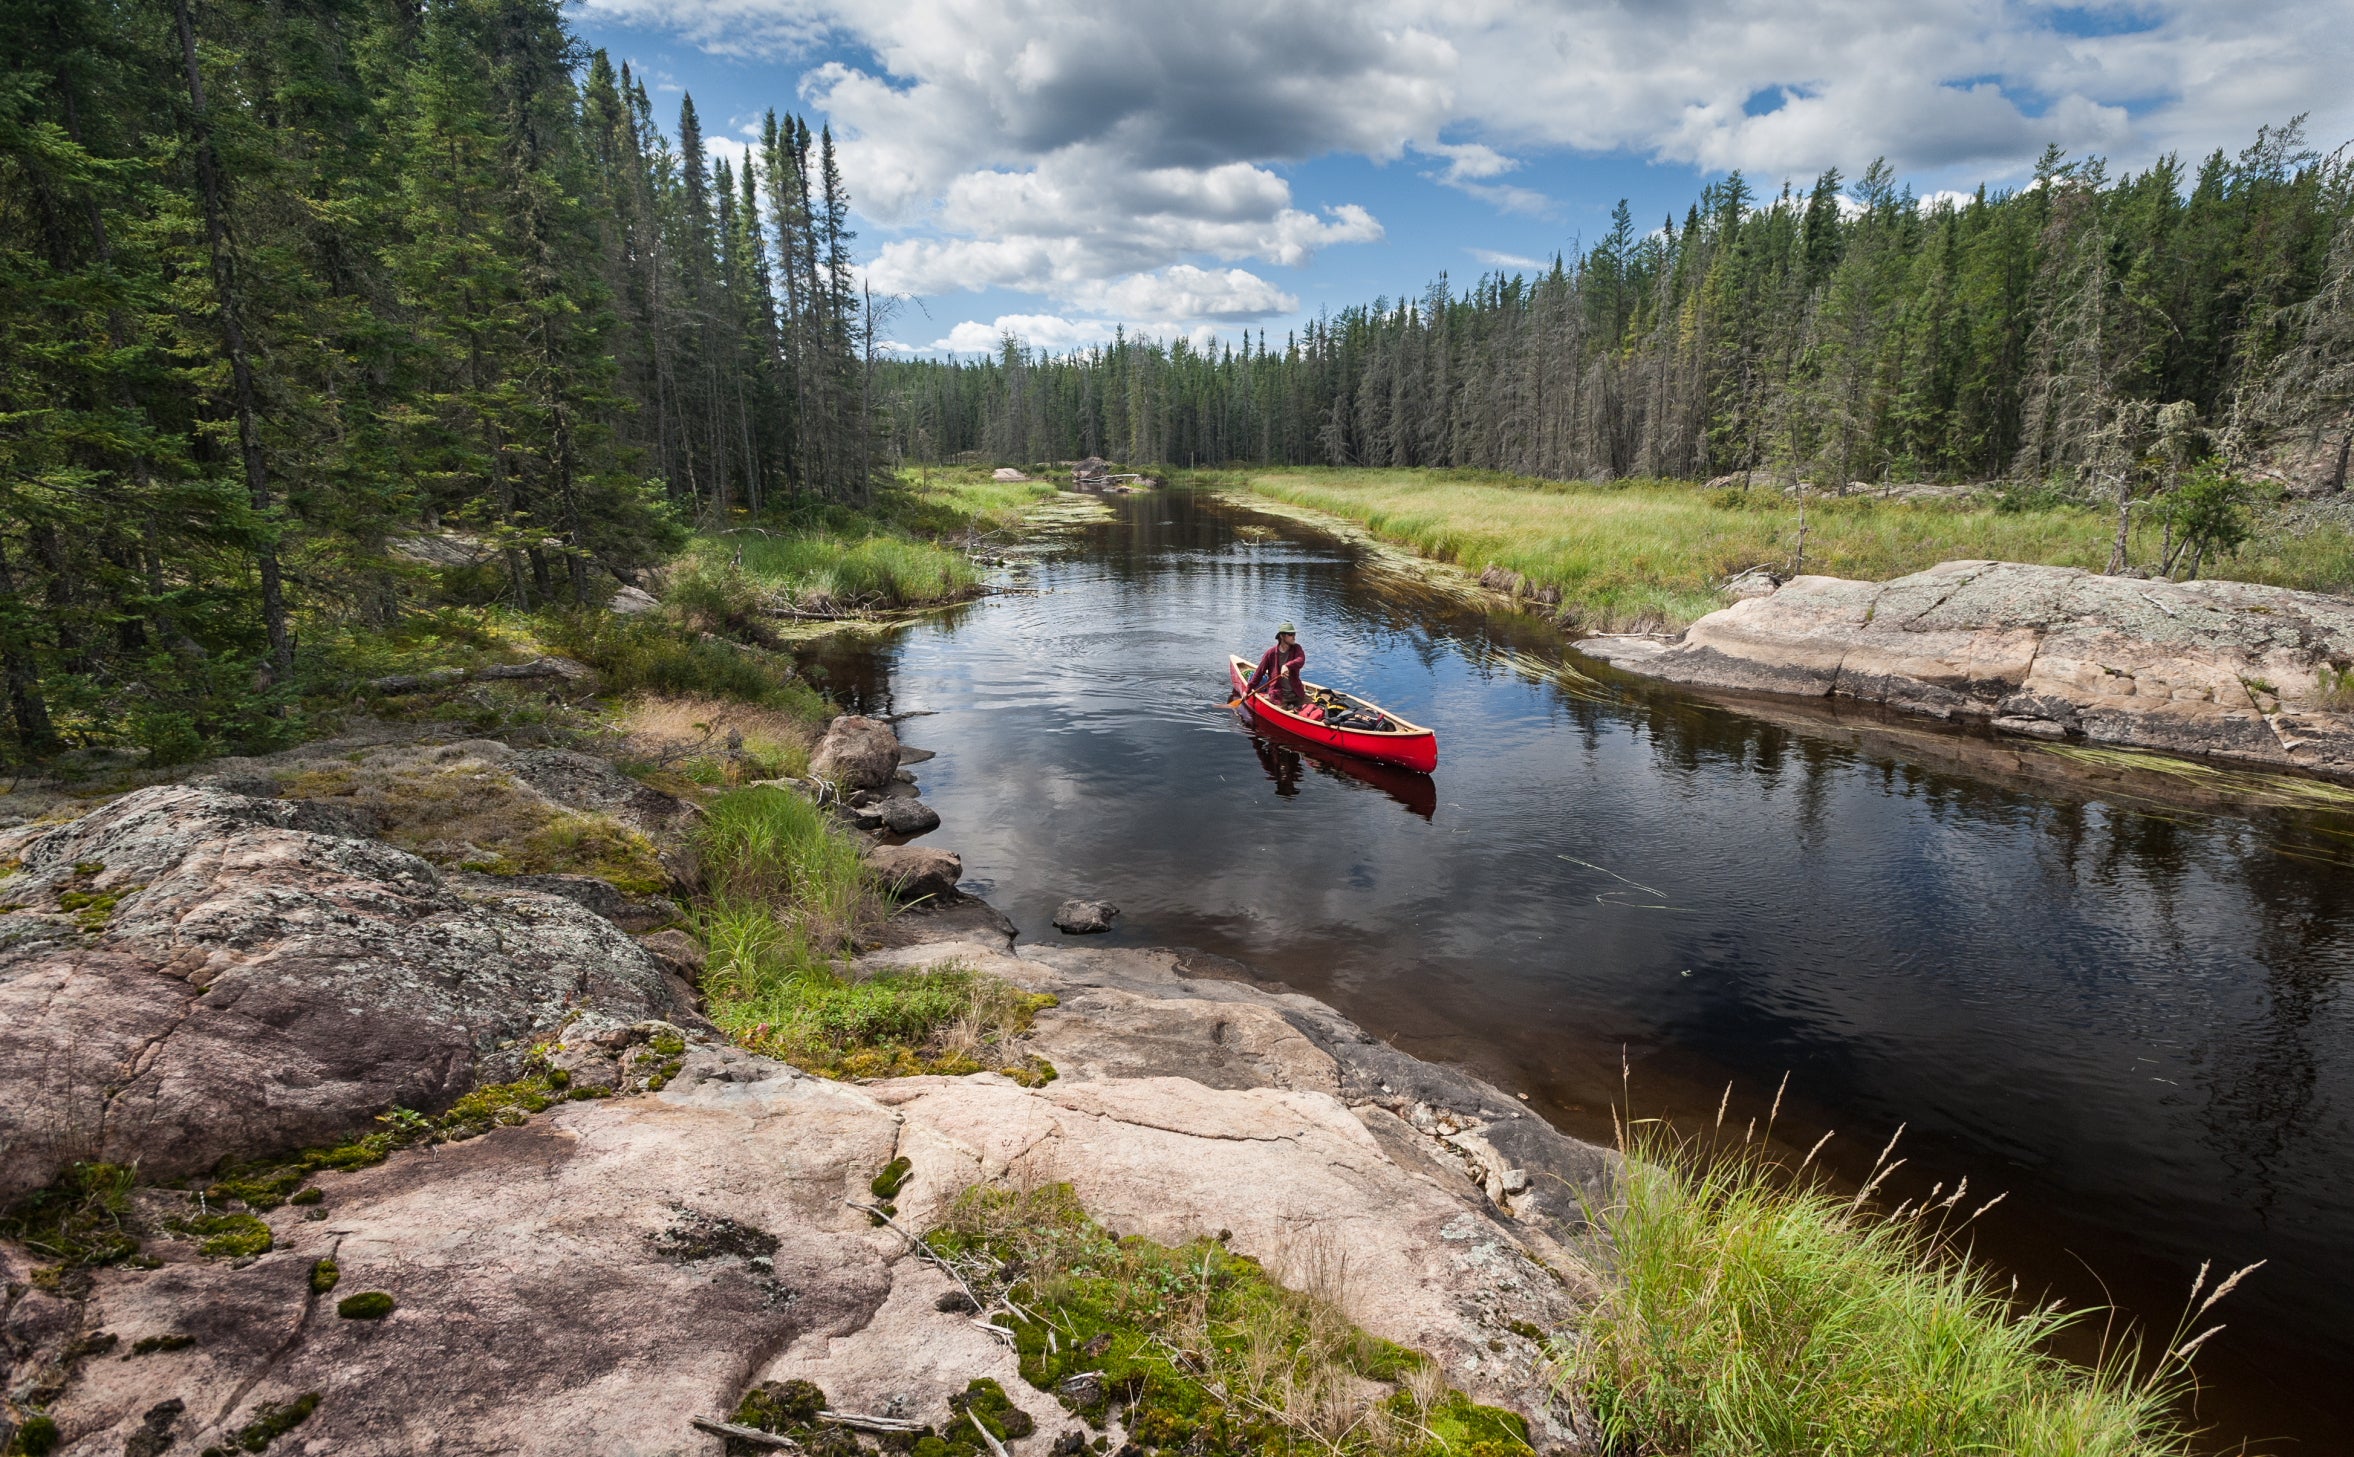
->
[584,0,2354,331]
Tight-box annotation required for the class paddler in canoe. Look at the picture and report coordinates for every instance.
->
[1243,622,1308,709]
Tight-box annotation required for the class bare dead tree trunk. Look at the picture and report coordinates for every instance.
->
[175,0,293,682]
[2106,471,2132,575]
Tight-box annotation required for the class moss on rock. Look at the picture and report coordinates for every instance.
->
[923,1183,1533,1457]
[336,1291,394,1320]
[198,1392,319,1455]
[169,1212,272,1260]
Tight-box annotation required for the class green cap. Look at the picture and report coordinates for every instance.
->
[1276,622,1296,636]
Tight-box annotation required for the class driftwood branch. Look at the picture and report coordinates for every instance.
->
[364,656,592,697]
[844,1199,992,1318]
[966,1408,1012,1457]
[689,1415,798,1448]
[819,1410,927,1435]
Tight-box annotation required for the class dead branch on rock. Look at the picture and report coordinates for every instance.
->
[820,1410,927,1435]
[965,1408,1012,1457]
[689,1415,799,1449]
[846,1199,990,1316]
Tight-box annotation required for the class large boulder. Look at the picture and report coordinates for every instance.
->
[1582,560,2354,774]
[0,786,696,1203]
[28,1048,917,1457]
[808,714,902,791]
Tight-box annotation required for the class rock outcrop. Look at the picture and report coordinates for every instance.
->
[0,786,696,1202]
[2,757,1618,1457]
[1582,560,2354,774]
[878,797,941,836]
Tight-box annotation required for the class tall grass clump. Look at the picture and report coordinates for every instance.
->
[728,532,977,608]
[692,787,1053,1081]
[1573,1127,2218,1457]
[887,464,1060,533]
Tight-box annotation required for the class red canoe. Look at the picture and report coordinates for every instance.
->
[1227,655,1438,773]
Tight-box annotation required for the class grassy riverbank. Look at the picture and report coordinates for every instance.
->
[1577,1133,2205,1456]
[654,466,1059,628]
[1209,466,2354,631]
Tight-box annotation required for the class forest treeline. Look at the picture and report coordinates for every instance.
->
[2,0,880,760]
[883,128,2354,498]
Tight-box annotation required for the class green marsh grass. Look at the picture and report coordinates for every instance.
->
[1220,467,2354,630]
[690,467,1057,617]
[1573,1125,2229,1457]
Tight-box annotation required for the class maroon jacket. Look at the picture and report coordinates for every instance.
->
[1247,641,1305,700]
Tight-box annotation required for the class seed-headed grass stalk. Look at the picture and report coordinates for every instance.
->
[1571,1121,2216,1457]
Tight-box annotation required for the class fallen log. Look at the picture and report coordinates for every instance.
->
[363,656,593,696]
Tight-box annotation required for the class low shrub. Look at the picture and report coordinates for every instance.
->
[612,694,820,786]
[538,609,813,706]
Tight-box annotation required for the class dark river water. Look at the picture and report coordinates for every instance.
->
[803,488,2354,1450]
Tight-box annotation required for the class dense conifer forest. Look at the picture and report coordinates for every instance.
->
[882,130,2354,499]
[7,0,2354,766]
[2,0,877,758]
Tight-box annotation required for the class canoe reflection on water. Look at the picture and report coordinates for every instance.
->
[1243,732,1438,821]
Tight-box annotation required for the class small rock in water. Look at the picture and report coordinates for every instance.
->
[880,798,941,836]
[1053,899,1119,935]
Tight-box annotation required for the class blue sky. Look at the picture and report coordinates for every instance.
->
[573,0,2354,358]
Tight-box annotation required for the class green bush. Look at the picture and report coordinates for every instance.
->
[922,1182,1529,1456]
[336,1291,395,1320]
